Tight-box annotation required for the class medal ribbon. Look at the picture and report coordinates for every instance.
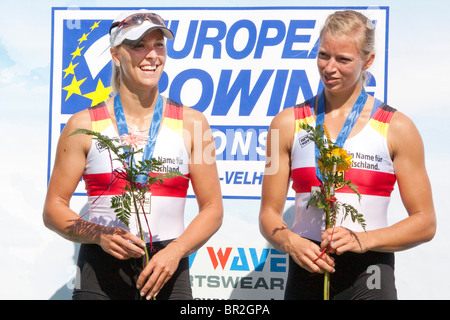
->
[313,88,368,182]
[114,93,164,184]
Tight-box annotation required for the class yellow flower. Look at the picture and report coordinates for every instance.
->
[317,156,327,173]
[323,124,332,141]
[332,147,353,172]
[318,147,353,173]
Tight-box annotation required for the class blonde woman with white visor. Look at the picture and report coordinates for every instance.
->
[43,10,223,300]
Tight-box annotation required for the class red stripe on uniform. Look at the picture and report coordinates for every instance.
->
[84,171,190,198]
[294,103,313,120]
[344,169,396,196]
[291,167,321,193]
[164,103,182,120]
[88,103,110,121]
[291,167,396,197]
[372,106,395,124]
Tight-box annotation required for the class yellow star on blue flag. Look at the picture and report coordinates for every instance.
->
[61,19,113,114]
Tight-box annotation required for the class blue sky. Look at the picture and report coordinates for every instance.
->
[0,0,449,299]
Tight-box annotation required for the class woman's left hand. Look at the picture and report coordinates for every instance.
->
[136,246,182,299]
[321,226,368,255]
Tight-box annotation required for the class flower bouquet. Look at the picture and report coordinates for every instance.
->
[300,123,366,300]
[71,128,186,269]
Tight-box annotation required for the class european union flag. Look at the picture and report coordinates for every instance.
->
[61,19,113,115]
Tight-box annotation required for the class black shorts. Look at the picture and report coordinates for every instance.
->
[284,249,397,300]
[72,240,192,300]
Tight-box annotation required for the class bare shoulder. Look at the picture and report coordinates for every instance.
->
[388,110,423,158]
[183,104,208,120]
[389,110,421,140]
[390,108,418,128]
[64,108,92,132]
[58,108,93,152]
[182,105,211,132]
[270,106,295,130]
[268,107,296,148]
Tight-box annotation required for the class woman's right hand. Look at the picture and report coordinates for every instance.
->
[98,227,146,260]
[286,232,335,274]
[259,108,335,275]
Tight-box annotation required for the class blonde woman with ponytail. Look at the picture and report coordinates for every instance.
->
[259,10,435,300]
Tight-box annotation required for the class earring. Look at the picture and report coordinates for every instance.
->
[115,61,120,67]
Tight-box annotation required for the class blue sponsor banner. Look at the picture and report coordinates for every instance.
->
[212,125,268,161]
[49,6,389,200]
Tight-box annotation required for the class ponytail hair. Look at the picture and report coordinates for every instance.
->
[110,60,121,94]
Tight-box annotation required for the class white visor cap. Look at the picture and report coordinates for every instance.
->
[110,10,174,47]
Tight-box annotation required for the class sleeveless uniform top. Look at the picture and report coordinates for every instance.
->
[290,97,397,242]
[82,98,190,243]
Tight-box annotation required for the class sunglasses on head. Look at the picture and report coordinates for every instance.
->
[109,12,166,34]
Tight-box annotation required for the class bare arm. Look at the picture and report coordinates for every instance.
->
[259,108,335,274]
[167,108,223,256]
[137,108,223,298]
[43,110,146,259]
[322,111,436,254]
